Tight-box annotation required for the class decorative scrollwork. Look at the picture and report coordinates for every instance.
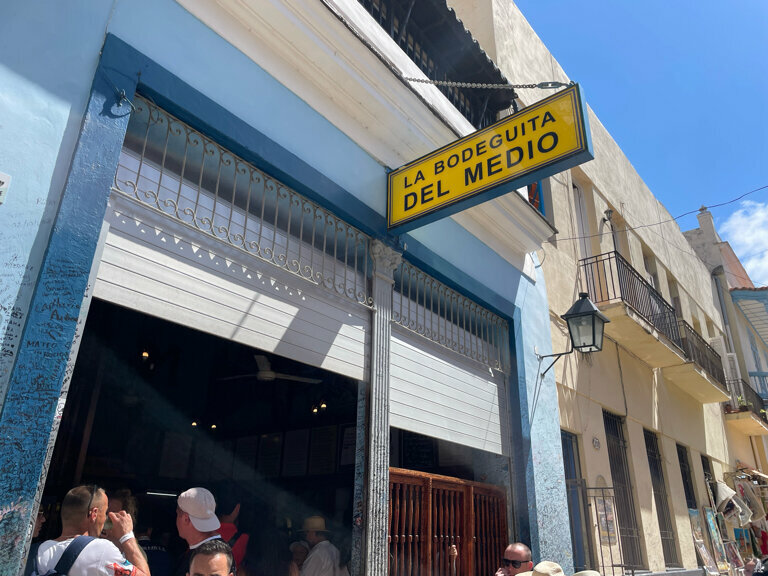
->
[392,260,509,371]
[112,95,375,316]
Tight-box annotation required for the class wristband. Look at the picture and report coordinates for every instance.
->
[119,531,135,544]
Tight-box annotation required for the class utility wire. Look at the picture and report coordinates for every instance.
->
[544,183,768,245]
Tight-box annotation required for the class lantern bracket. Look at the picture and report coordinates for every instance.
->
[537,345,574,378]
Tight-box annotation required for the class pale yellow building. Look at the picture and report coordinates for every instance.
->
[448,0,768,573]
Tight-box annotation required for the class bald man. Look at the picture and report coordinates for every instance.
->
[34,485,149,576]
[495,542,533,576]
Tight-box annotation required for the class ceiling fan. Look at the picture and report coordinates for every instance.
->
[218,354,322,384]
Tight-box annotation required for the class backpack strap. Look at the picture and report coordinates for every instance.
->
[54,536,94,575]
[227,531,241,547]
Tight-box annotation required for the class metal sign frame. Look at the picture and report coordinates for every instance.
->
[387,83,593,232]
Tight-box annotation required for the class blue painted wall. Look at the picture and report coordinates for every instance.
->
[0,0,569,571]
[0,2,115,408]
[509,258,573,570]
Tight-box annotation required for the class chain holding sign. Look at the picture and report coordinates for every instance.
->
[387,83,592,232]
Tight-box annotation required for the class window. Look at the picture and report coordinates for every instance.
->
[667,274,682,319]
[561,431,592,571]
[642,249,659,291]
[572,182,591,260]
[644,429,679,567]
[676,444,697,510]
[603,411,643,568]
[700,455,716,508]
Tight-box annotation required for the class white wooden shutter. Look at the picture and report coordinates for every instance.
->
[389,326,506,455]
[94,196,369,381]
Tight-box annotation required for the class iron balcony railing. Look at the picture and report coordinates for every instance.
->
[393,260,510,373]
[727,378,768,426]
[357,0,500,129]
[113,96,374,308]
[677,320,726,388]
[580,251,726,388]
[749,371,768,399]
[580,251,682,347]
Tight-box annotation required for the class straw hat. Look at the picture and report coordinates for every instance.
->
[518,561,565,576]
[299,515,330,533]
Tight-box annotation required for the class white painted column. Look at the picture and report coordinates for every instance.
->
[364,240,401,576]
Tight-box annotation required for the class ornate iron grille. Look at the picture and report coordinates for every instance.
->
[393,261,510,372]
[112,96,373,306]
[603,411,644,569]
[643,429,680,567]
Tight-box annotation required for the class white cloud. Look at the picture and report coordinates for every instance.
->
[720,200,768,288]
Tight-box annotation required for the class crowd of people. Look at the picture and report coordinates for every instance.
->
[40,485,762,576]
[494,541,768,576]
[26,484,348,576]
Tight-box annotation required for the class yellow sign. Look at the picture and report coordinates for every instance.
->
[387,83,592,231]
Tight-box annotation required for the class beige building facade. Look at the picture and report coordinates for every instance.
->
[449,1,768,573]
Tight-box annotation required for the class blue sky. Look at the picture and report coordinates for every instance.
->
[514,1,768,285]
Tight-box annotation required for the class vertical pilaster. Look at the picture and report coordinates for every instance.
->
[0,53,135,574]
[509,260,574,572]
[364,241,401,576]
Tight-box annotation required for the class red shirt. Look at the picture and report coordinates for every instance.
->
[218,523,249,568]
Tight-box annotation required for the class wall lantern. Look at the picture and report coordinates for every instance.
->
[539,292,610,377]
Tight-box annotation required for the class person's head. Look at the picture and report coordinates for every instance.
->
[177,487,221,545]
[188,539,235,576]
[134,494,156,538]
[299,516,330,547]
[289,540,310,567]
[60,485,108,537]
[528,561,564,576]
[108,488,138,524]
[500,542,533,576]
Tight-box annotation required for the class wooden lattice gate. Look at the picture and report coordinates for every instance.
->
[388,467,508,576]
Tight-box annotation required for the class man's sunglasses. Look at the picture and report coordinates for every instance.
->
[86,484,101,516]
[502,559,529,568]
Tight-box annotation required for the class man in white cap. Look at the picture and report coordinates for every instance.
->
[173,487,222,576]
[299,515,345,576]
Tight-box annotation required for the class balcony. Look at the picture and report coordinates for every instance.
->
[724,378,768,436]
[357,0,515,130]
[580,251,686,367]
[664,320,730,403]
[580,251,729,402]
[749,372,768,399]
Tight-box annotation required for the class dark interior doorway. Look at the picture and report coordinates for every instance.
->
[38,298,359,573]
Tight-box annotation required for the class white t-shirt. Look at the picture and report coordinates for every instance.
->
[36,538,136,576]
[301,540,343,576]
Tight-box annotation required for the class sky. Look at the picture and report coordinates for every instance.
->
[513,1,768,286]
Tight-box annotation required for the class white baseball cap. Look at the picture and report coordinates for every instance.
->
[177,487,221,532]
